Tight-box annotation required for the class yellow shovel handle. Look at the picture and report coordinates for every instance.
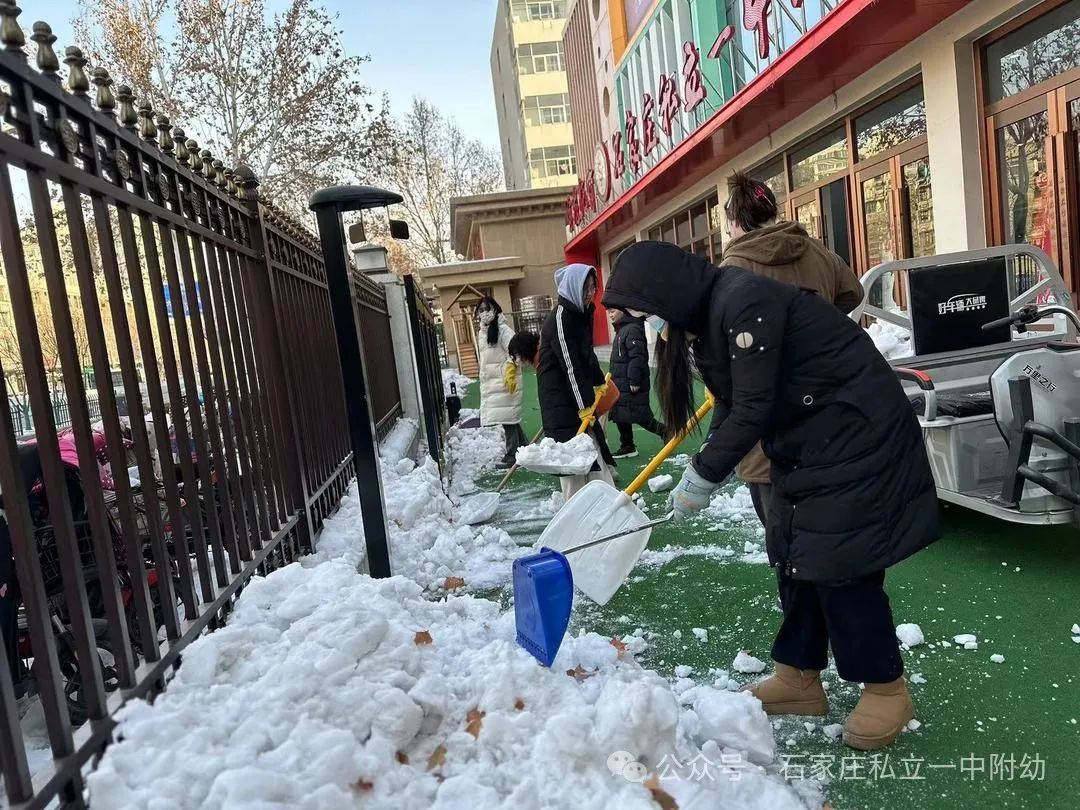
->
[575,373,613,436]
[624,393,715,497]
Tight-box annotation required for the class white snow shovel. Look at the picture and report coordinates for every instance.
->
[514,375,614,477]
[535,395,716,605]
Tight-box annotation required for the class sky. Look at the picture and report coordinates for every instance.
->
[34,0,503,150]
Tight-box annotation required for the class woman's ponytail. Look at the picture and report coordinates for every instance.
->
[725,171,778,233]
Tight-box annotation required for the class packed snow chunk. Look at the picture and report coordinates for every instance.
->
[953,633,978,646]
[674,665,694,679]
[990,654,1005,664]
[910,673,927,685]
[690,687,776,765]
[1072,623,1080,635]
[648,474,675,493]
[896,623,925,648]
[866,320,913,360]
[1073,636,1080,644]
[515,434,598,475]
[672,629,682,639]
[906,719,922,732]
[822,723,844,741]
[733,651,767,674]
[692,627,709,644]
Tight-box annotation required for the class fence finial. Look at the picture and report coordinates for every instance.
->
[212,158,226,189]
[0,0,25,57]
[200,148,214,178]
[63,46,90,96]
[185,138,200,172]
[138,99,157,141]
[224,167,237,196]
[156,114,173,154]
[92,67,116,115]
[233,163,259,202]
[174,127,188,162]
[31,21,58,77]
[117,85,137,129]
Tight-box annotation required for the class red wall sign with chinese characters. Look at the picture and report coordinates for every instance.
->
[566,0,815,235]
[565,38,708,233]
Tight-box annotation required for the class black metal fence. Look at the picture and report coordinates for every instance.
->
[405,274,446,464]
[0,10,420,806]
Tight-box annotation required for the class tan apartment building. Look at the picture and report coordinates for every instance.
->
[491,0,578,190]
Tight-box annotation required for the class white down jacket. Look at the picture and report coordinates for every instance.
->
[477,316,523,427]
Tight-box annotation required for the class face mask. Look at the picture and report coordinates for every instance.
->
[645,315,669,340]
[478,310,495,326]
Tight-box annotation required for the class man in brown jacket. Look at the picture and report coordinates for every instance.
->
[719,171,863,526]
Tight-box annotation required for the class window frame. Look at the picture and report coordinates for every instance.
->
[977,0,1080,297]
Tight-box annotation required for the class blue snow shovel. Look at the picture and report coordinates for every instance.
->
[513,513,673,666]
[513,395,715,666]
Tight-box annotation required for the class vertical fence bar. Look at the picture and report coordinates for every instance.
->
[405,274,444,463]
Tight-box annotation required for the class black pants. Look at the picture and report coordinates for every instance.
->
[502,424,527,459]
[615,417,665,447]
[749,482,772,527]
[771,569,904,684]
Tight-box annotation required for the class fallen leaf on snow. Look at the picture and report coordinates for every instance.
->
[427,744,447,770]
[395,751,409,764]
[514,697,525,711]
[444,576,466,591]
[610,637,628,657]
[566,665,596,682]
[466,707,486,738]
[644,775,678,809]
[414,630,433,645]
[464,708,486,743]
[353,778,374,792]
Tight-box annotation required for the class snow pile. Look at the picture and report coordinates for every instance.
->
[704,486,760,528]
[83,415,815,809]
[442,368,472,397]
[692,628,709,644]
[515,434,598,475]
[732,651,767,674]
[446,425,505,497]
[865,320,913,360]
[1072,623,1080,643]
[88,568,812,809]
[381,419,419,465]
[647,474,674,493]
[314,451,521,593]
[990,654,1005,664]
[895,623,925,649]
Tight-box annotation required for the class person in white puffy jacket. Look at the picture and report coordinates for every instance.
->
[475,297,526,467]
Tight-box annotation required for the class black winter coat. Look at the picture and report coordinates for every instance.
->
[538,296,606,442]
[603,242,939,583]
[609,316,653,425]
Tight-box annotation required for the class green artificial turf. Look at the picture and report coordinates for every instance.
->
[462,369,1080,809]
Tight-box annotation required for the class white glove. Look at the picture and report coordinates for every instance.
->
[667,462,721,521]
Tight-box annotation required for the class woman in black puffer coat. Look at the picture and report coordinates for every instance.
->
[608,309,664,458]
[603,240,939,752]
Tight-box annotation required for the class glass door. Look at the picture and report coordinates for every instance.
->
[900,151,935,259]
[791,191,822,240]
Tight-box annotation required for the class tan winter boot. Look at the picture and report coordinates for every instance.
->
[741,662,829,716]
[843,678,914,750]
